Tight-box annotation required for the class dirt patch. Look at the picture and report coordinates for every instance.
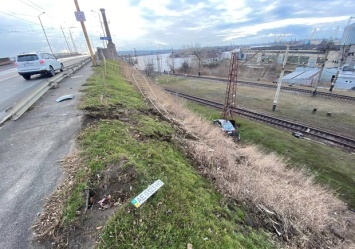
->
[31,154,137,249]
[65,159,137,249]
[82,104,133,120]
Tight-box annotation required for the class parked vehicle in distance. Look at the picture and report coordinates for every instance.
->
[15,52,64,80]
[213,119,240,141]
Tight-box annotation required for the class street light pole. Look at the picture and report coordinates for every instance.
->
[91,10,106,48]
[38,12,54,55]
[60,25,72,55]
[272,45,289,111]
[68,27,78,53]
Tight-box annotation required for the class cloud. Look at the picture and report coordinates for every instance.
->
[222,16,350,41]
[0,0,354,57]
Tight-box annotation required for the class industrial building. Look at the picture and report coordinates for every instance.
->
[335,23,355,90]
[238,22,355,90]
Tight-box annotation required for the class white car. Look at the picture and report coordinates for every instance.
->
[15,52,64,80]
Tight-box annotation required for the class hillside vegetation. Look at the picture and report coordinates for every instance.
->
[33,61,355,248]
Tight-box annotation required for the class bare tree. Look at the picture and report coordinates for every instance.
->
[166,55,175,72]
[142,56,155,76]
[181,59,191,74]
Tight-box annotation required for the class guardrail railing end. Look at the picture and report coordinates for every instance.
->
[0,114,12,126]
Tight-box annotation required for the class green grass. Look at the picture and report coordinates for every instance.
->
[185,102,355,208]
[63,63,273,248]
[93,120,271,248]
[79,67,146,111]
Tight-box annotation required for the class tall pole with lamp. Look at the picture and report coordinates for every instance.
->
[38,12,54,55]
[91,10,106,48]
[68,27,78,53]
[60,25,72,55]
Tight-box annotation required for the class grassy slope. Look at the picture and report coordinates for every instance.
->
[72,65,273,248]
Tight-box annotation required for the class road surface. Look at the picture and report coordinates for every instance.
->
[0,62,93,249]
[0,56,89,121]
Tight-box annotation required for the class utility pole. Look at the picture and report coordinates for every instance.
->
[330,45,350,92]
[91,10,106,48]
[134,48,138,64]
[38,12,54,55]
[272,45,289,111]
[100,8,118,60]
[222,52,239,119]
[74,0,97,66]
[312,46,329,96]
[61,25,72,55]
[193,51,201,76]
[157,54,161,73]
[68,27,78,53]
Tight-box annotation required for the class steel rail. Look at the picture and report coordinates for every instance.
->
[165,89,355,151]
[170,73,355,102]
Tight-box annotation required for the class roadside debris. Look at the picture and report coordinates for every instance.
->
[256,204,275,215]
[131,179,164,208]
[98,195,113,210]
[273,224,282,236]
[56,94,74,102]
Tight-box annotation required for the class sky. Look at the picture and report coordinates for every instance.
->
[0,0,354,57]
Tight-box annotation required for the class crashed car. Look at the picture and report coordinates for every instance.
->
[213,119,240,141]
[292,131,304,138]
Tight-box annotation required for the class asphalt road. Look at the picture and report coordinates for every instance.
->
[0,55,89,121]
[0,63,93,249]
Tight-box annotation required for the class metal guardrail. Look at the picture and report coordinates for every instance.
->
[0,57,91,125]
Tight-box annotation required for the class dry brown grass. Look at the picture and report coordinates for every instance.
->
[32,150,88,244]
[115,61,355,247]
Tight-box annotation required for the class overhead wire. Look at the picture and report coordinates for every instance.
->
[3,1,97,53]
[0,10,40,26]
[25,0,44,11]
[0,10,60,31]
[6,11,37,17]
[19,0,43,13]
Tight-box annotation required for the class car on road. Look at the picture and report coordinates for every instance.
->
[15,52,64,80]
[213,119,240,141]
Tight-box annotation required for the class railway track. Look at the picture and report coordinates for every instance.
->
[165,89,355,151]
[171,73,355,102]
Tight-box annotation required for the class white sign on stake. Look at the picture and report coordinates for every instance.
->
[131,179,164,208]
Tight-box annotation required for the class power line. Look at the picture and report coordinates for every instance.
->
[0,27,64,34]
[0,11,64,31]
[7,11,37,17]
[25,0,44,11]
[0,10,40,25]
[18,0,57,21]
[19,0,43,13]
